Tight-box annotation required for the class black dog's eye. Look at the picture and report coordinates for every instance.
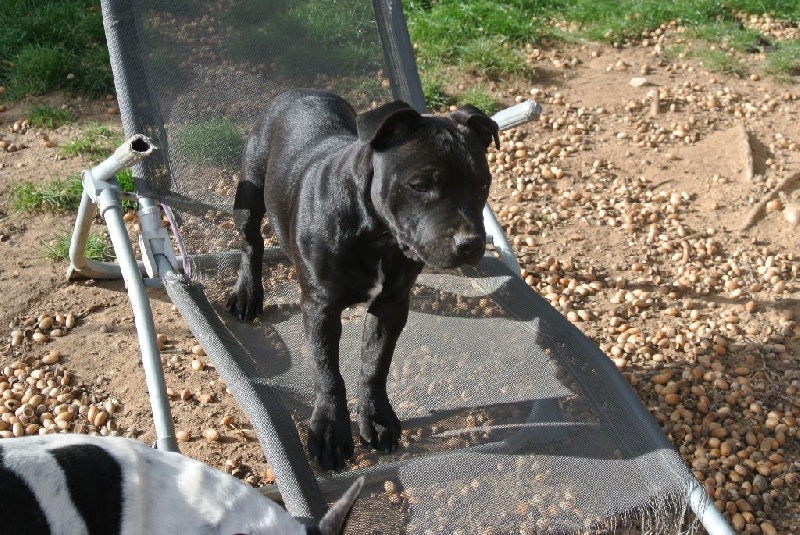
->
[409,181,431,193]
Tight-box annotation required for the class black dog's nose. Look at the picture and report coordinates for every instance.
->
[453,234,485,262]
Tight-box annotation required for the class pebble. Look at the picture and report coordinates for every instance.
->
[202,428,220,442]
[42,350,60,365]
[0,358,118,439]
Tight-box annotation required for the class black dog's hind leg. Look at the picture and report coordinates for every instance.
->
[227,159,267,321]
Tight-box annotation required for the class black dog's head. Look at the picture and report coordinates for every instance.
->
[358,101,499,269]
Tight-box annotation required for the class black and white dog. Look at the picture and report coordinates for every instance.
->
[0,434,361,534]
[228,89,499,470]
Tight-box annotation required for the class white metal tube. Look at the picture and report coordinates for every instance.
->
[493,100,542,131]
[481,101,542,278]
[67,192,101,276]
[71,134,176,451]
[67,191,147,279]
[92,134,154,183]
[689,483,735,535]
[100,186,178,452]
[67,135,155,280]
[483,204,521,276]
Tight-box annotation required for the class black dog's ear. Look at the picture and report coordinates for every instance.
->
[448,105,500,150]
[357,101,422,149]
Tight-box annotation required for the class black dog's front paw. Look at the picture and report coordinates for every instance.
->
[226,278,263,322]
[357,394,401,453]
[308,395,354,471]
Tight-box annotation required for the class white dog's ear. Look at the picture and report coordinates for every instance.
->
[313,477,364,535]
[357,101,422,149]
[448,105,501,150]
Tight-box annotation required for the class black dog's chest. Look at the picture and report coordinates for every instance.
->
[314,229,420,310]
[334,240,396,307]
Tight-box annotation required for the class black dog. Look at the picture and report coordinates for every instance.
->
[228,88,499,470]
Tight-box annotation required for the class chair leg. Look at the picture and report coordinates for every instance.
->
[68,136,179,453]
[104,199,178,452]
[688,483,735,535]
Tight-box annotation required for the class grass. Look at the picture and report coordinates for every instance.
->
[41,231,115,262]
[456,87,499,115]
[59,125,122,163]
[224,0,381,83]
[10,169,137,214]
[0,0,113,99]
[765,40,800,81]
[418,72,499,113]
[405,0,800,102]
[406,0,540,80]
[420,73,452,110]
[10,177,85,213]
[12,166,133,265]
[28,105,75,129]
[1,0,797,106]
[175,119,245,167]
[694,48,750,77]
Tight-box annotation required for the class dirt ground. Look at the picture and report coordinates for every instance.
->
[1,25,798,534]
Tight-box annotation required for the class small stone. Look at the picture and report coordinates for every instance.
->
[765,199,782,212]
[203,428,220,442]
[32,332,48,344]
[760,522,776,535]
[176,430,191,442]
[42,350,60,365]
[629,77,649,87]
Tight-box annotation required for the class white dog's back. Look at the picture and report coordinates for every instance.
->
[0,434,360,535]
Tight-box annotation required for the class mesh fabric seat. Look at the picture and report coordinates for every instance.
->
[93,0,734,532]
